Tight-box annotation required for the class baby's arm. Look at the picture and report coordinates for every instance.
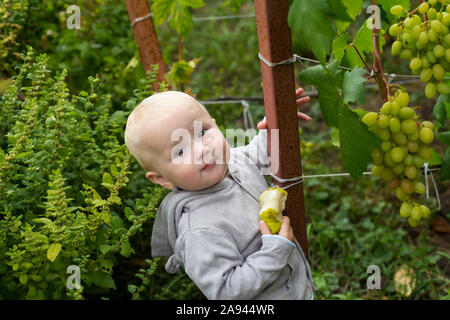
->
[179,218,296,300]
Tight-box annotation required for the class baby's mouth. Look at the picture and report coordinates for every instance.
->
[202,160,215,171]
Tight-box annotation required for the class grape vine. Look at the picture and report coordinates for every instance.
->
[289,0,450,228]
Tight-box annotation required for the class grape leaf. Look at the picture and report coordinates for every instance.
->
[433,94,448,130]
[288,0,334,65]
[92,270,116,289]
[438,132,450,146]
[332,32,349,64]
[342,67,367,105]
[335,0,364,34]
[439,148,450,181]
[299,60,380,179]
[338,106,380,179]
[326,0,353,22]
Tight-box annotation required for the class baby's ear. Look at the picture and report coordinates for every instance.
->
[145,171,174,190]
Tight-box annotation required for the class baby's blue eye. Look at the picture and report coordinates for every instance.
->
[200,129,206,137]
[176,149,184,157]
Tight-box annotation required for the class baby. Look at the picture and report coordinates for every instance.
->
[124,90,316,299]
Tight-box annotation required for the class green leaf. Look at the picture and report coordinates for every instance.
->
[33,218,53,225]
[439,148,450,181]
[342,67,367,105]
[438,132,450,146]
[338,107,380,179]
[92,270,116,289]
[120,241,132,257]
[433,95,448,130]
[299,60,380,179]
[288,0,334,65]
[326,0,353,22]
[335,0,364,33]
[47,243,62,262]
[332,32,349,64]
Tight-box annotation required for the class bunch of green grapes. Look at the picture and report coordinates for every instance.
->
[389,0,450,98]
[362,90,433,227]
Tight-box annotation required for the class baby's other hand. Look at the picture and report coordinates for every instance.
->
[256,87,311,129]
[259,216,294,243]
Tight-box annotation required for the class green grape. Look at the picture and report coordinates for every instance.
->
[419,127,434,144]
[393,163,405,175]
[431,20,443,33]
[381,141,392,152]
[446,48,450,63]
[413,155,424,168]
[391,147,405,162]
[380,101,393,114]
[401,119,418,134]
[362,112,378,126]
[421,56,431,69]
[437,82,450,95]
[404,17,414,29]
[411,25,423,39]
[377,128,391,141]
[428,29,438,42]
[396,187,410,201]
[377,114,390,128]
[428,8,438,21]
[425,82,437,98]
[443,13,450,26]
[411,206,422,220]
[403,154,414,166]
[400,202,412,218]
[432,63,445,80]
[399,107,415,119]
[409,216,420,227]
[405,165,418,179]
[389,117,401,133]
[400,49,412,60]
[392,41,402,56]
[418,145,433,160]
[371,165,384,177]
[420,205,431,218]
[429,0,437,6]
[406,140,419,153]
[413,181,426,194]
[393,132,407,145]
[421,121,434,130]
[391,5,404,16]
[444,34,450,46]
[384,151,396,167]
[408,131,419,141]
[401,179,414,194]
[397,92,410,108]
[433,45,445,58]
[389,23,400,36]
[418,31,429,45]
[391,101,401,115]
[382,167,395,182]
[371,147,383,164]
[420,68,433,82]
[427,50,437,63]
[419,2,429,14]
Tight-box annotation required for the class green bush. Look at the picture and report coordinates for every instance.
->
[0,48,205,299]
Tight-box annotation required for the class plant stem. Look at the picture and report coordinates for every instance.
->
[370,0,389,102]
[350,43,372,74]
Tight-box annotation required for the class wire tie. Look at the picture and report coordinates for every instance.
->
[131,12,152,27]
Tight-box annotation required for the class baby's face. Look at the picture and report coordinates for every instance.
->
[146,100,230,191]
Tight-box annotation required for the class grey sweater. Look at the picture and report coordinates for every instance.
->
[151,129,316,299]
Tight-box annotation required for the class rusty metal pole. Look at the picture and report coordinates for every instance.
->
[254,0,308,258]
[125,0,166,91]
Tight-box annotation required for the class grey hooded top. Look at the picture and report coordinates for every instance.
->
[151,129,316,299]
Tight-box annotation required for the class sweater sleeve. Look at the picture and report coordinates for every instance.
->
[179,228,294,300]
[241,129,272,174]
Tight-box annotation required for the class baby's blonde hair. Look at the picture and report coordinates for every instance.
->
[124,91,207,172]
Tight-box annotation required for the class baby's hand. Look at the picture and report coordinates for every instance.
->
[259,216,294,243]
[257,87,311,129]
